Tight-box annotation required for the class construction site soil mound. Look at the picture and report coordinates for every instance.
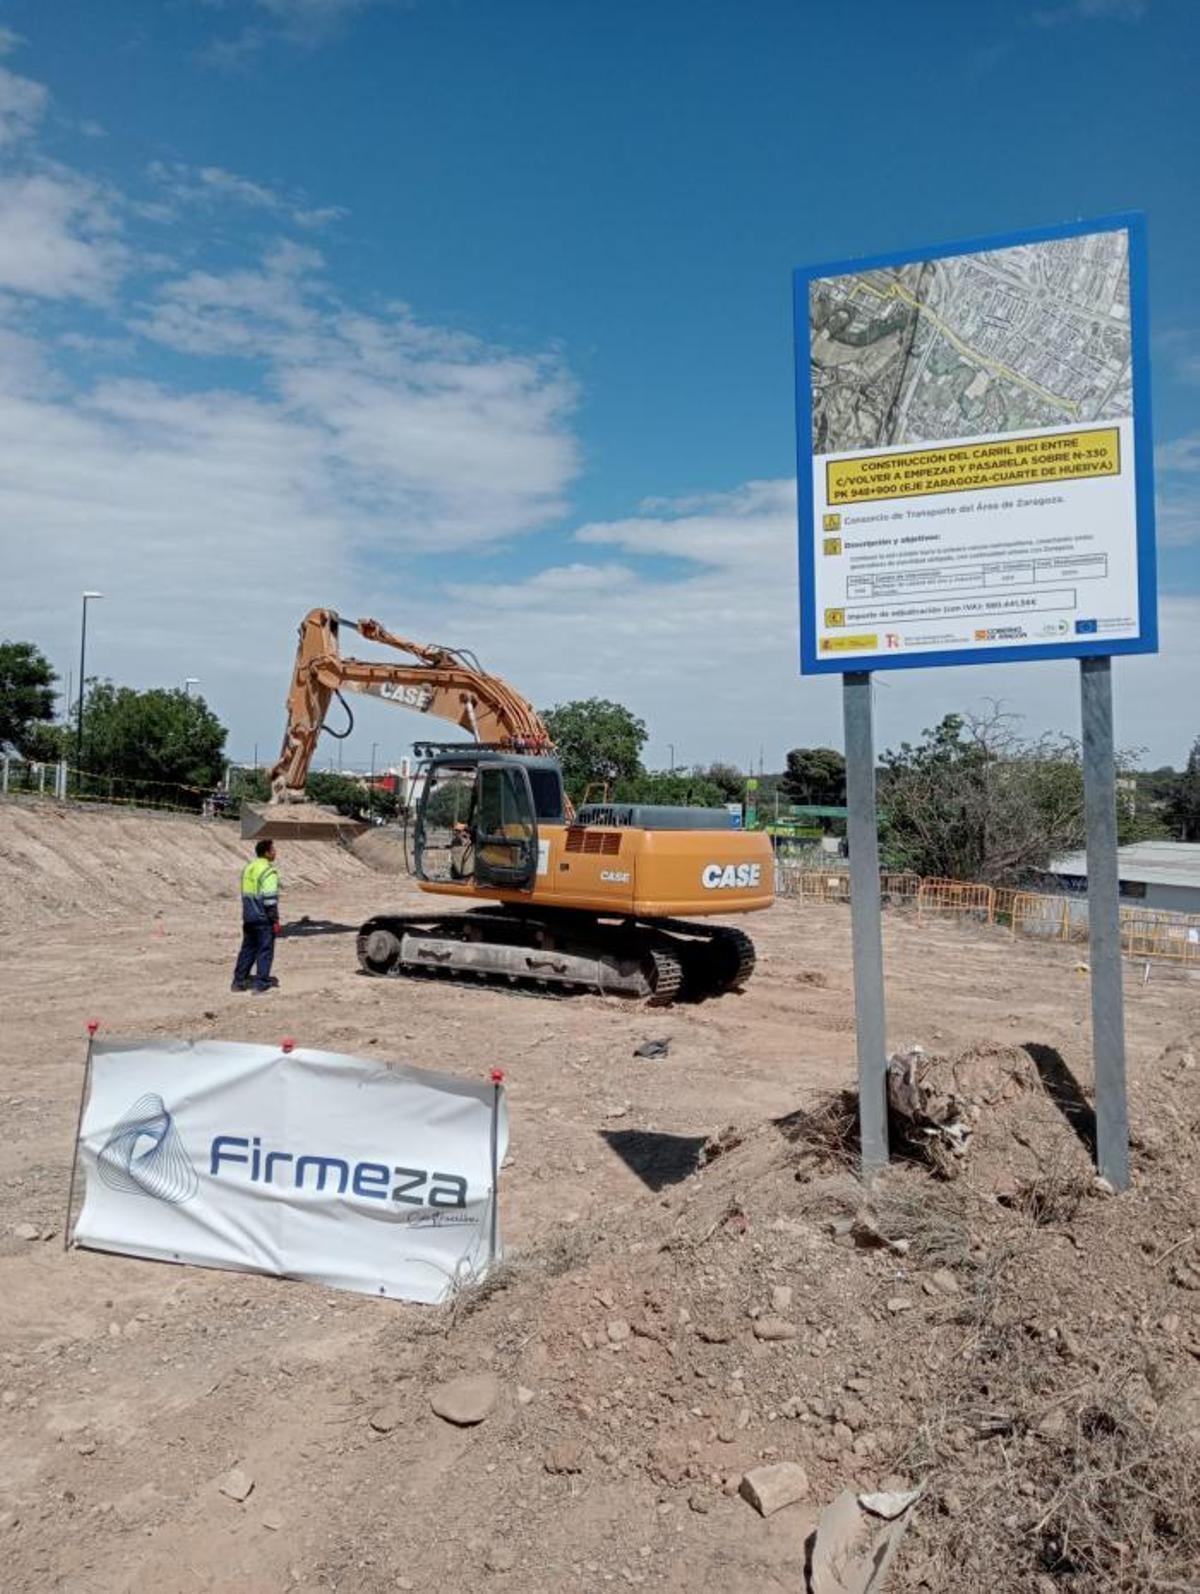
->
[0,798,371,932]
[348,824,411,873]
[1,831,1198,1593]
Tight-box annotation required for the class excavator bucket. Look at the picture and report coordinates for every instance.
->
[240,802,370,843]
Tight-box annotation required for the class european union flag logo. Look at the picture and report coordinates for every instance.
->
[1075,619,1098,635]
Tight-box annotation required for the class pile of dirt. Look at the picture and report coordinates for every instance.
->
[348,825,411,874]
[0,799,372,932]
[319,1031,1200,1593]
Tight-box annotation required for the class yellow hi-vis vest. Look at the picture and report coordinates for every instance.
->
[240,856,280,923]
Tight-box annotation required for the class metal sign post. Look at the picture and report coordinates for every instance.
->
[1080,657,1130,1189]
[843,672,889,1176]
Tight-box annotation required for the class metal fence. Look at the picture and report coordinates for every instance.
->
[0,754,219,814]
[777,855,1200,969]
[1,753,67,800]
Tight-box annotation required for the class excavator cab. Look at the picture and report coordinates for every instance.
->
[412,745,564,893]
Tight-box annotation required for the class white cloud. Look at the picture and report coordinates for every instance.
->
[0,54,47,147]
[146,159,347,230]
[446,563,637,610]
[135,239,323,355]
[293,204,347,229]
[0,41,124,303]
[0,171,125,301]
[133,241,580,547]
[197,164,284,209]
[1155,432,1200,547]
[1157,434,1200,474]
[203,0,395,67]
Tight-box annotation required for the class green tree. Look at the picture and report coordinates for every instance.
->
[540,698,647,801]
[1166,739,1200,841]
[878,710,1087,885]
[697,761,746,802]
[305,771,372,818]
[20,721,68,764]
[81,682,227,798]
[613,769,727,808]
[781,746,846,807]
[0,641,57,753]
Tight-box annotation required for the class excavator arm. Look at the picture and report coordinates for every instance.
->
[249,609,554,834]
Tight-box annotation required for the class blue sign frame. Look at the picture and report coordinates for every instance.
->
[794,212,1157,675]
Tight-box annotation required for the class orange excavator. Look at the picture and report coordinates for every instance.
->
[244,608,774,1003]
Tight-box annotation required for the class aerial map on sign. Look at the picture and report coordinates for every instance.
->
[810,229,1132,454]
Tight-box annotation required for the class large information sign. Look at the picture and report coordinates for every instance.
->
[795,214,1157,674]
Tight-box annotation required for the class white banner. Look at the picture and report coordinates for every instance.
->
[73,1040,507,1305]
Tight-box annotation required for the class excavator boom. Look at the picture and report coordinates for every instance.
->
[243,607,553,841]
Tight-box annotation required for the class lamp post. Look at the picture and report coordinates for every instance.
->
[183,677,199,696]
[668,742,675,775]
[369,742,378,821]
[76,592,104,776]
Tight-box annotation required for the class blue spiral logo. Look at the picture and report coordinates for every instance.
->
[97,1094,199,1205]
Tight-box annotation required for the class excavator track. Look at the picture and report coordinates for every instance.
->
[643,944,685,1007]
[356,910,746,1005]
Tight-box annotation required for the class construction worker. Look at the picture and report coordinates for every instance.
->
[232,839,281,993]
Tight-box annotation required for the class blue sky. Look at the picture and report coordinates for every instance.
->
[0,0,1197,770]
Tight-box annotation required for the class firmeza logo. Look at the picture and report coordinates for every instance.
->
[97,1094,200,1205]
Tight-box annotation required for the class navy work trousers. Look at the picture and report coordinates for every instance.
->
[234,921,275,989]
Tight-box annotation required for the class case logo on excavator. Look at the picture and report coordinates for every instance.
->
[373,682,434,710]
[600,870,631,884]
[702,862,762,890]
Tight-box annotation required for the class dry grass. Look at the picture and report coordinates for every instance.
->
[775,1088,860,1171]
[891,1213,1200,1594]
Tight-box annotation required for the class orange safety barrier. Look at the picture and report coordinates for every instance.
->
[1119,907,1200,965]
[992,886,1023,927]
[777,866,1200,970]
[917,877,996,925]
[794,870,851,904]
[881,872,921,903]
[1011,891,1070,941]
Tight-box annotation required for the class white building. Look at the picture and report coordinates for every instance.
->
[1047,841,1200,916]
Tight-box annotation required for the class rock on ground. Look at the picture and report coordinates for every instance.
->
[430,1374,499,1427]
[739,1462,809,1517]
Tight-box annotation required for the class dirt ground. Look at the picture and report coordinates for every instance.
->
[1,802,1198,1594]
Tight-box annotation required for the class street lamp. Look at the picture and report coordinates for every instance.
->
[183,677,199,696]
[369,741,379,820]
[668,742,675,775]
[76,591,105,774]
